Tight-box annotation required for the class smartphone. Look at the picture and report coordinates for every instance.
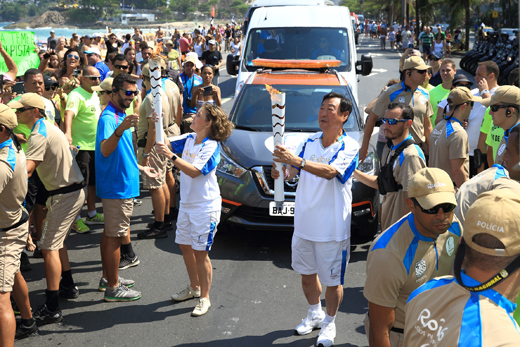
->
[203,86,212,96]
[73,69,81,77]
[12,82,25,95]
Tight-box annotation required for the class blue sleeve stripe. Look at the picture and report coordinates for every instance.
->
[336,151,358,184]
[406,277,455,304]
[170,135,189,154]
[399,151,405,166]
[458,295,482,347]
[340,249,348,285]
[449,221,462,237]
[414,144,426,163]
[403,236,419,275]
[200,145,220,176]
[389,86,406,103]
[372,216,408,250]
[329,142,345,165]
[446,121,454,138]
[205,221,217,251]
[6,144,16,171]
[37,120,47,138]
[494,165,507,180]
[418,87,430,100]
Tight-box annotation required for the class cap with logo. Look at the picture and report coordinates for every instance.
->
[428,51,443,60]
[452,74,473,87]
[9,93,46,111]
[43,75,58,89]
[464,189,520,257]
[208,39,216,45]
[0,104,18,130]
[402,56,431,71]
[184,55,203,69]
[84,47,101,56]
[407,167,457,209]
[447,87,482,107]
[480,85,520,107]
[141,61,166,77]
[92,77,113,92]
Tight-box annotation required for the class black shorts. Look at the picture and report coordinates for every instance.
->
[423,45,432,55]
[75,150,96,186]
[24,170,49,213]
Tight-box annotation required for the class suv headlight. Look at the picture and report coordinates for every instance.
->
[217,147,247,178]
[357,151,376,175]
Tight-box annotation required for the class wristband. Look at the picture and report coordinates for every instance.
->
[284,170,289,181]
[481,89,490,95]
[114,129,122,138]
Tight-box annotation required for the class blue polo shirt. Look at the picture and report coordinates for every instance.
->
[95,102,139,199]
[94,61,110,81]
[180,72,203,114]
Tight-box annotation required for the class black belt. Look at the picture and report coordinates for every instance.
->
[48,182,84,197]
[1,208,29,232]
[391,327,404,334]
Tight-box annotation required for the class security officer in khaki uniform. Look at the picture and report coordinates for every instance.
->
[364,168,462,347]
[404,189,520,346]
[136,62,182,239]
[429,87,479,187]
[360,56,434,161]
[12,93,85,325]
[354,103,426,231]
[479,86,520,165]
[0,104,38,344]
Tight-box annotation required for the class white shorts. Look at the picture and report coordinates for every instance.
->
[175,210,220,251]
[291,235,350,287]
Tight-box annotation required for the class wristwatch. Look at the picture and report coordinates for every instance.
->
[481,89,490,95]
[171,153,178,162]
[300,158,306,169]
[142,152,150,158]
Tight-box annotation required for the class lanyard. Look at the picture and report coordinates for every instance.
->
[0,139,12,150]
[182,74,195,99]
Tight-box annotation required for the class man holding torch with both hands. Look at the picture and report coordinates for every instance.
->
[271,92,359,347]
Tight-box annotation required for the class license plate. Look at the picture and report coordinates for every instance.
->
[269,201,295,217]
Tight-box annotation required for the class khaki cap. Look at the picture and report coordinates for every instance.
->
[9,93,45,111]
[0,104,17,130]
[447,87,482,107]
[464,189,520,256]
[141,60,166,77]
[407,168,456,209]
[92,77,114,92]
[166,40,174,45]
[480,85,520,107]
[402,56,431,71]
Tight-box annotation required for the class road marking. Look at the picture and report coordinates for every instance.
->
[222,94,234,104]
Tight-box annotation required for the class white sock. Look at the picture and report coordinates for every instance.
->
[75,215,81,222]
[87,210,97,218]
[309,303,322,312]
[323,314,335,324]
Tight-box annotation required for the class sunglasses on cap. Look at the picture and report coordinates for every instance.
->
[118,88,139,96]
[490,104,519,112]
[411,198,456,215]
[45,84,58,91]
[114,65,129,70]
[97,90,112,95]
[15,107,35,113]
[84,75,101,81]
[381,117,409,125]
[67,53,80,60]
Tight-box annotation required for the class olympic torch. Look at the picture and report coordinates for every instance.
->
[149,55,164,144]
[266,84,285,203]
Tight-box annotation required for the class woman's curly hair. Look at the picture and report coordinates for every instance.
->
[200,103,234,142]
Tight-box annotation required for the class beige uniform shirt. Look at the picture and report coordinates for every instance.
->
[364,213,462,329]
[495,136,507,165]
[372,82,433,144]
[380,138,427,231]
[429,118,469,182]
[25,118,84,191]
[404,273,520,346]
[0,140,27,228]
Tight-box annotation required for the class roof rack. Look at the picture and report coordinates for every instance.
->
[252,58,341,70]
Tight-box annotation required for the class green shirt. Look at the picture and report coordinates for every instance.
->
[429,84,450,126]
[481,107,504,161]
[65,86,101,151]
[10,95,56,152]
[168,50,180,70]
[420,32,434,45]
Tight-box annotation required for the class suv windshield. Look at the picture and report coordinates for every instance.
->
[243,27,351,72]
[231,84,360,132]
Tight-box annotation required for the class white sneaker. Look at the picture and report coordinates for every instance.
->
[316,321,336,347]
[171,285,201,301]
[192,297,211,316]
[295,309,325,335]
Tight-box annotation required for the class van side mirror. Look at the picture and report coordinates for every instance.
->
[356,54,373,76]
[226,54,240,76]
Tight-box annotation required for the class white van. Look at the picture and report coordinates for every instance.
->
[227,5,373,101]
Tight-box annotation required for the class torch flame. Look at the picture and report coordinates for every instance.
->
[151,43,165,59]
[265,84,282,96]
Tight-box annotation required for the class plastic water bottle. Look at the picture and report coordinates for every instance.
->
[71,145,80,158]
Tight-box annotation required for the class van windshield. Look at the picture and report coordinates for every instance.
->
[243,27,351,72]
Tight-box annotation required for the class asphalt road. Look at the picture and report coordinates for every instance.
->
[17,37,472,347]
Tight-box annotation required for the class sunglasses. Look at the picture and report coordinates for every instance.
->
[15,107,35,113]
[67,54,80,60]
[454,83,470,88]
[411,198,456,215]
[114,65,129,70]
[381,117,409,125]
[45,84,58,91]
[97,90,112,95]
[84,75,101,81]
[413,69,428,74]
[118,88,139,96]
[490,104,518,112]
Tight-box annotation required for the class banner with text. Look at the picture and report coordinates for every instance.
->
[0,31,38,77]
